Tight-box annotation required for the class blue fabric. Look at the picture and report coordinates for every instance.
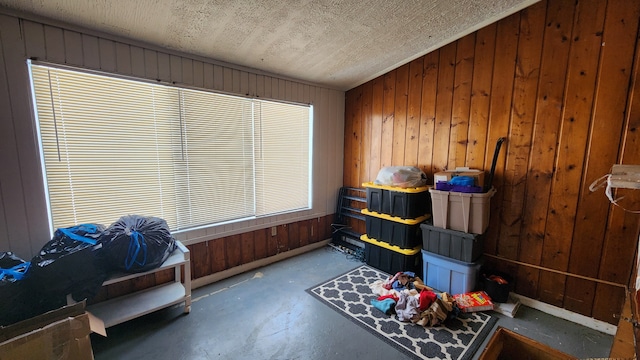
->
[448,176,474,186]
[371,298,396,315]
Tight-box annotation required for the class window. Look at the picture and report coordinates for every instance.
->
[29,63,312,232]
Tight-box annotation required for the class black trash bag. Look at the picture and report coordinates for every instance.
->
[29,223,109,303]
[0,252,29,273]
[0,251,57,326]
[100,215,175,273]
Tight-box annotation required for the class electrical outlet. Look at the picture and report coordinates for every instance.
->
[271,226,277,236]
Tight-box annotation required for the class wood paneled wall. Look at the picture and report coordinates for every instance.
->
[344,0,640,324]
[0,12,344,267]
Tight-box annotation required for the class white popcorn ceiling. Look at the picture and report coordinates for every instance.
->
[0,0,538,90]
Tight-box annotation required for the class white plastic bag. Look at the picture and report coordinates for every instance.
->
[373,166,427,188]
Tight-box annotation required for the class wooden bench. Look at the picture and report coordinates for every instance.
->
[331,187,366,249]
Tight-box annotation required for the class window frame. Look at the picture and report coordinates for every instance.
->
[28,61,314,236]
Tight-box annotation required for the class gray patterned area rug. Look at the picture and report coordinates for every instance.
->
[306,265,497,360]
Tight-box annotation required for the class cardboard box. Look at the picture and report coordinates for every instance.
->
[434,168,485,188]
[0,302,105,360]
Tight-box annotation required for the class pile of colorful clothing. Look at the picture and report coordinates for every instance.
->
[369,271,458,327]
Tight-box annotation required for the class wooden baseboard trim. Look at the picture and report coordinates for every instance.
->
[511,293,618,336]
[191,239,331,289]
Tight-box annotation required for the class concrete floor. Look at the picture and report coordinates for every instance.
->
[91,246,614,360]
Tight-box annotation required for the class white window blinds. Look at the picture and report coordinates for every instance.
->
[29,63,311,232]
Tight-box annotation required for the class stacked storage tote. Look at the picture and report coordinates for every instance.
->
[420,169,495,295]
[360,182,431,275]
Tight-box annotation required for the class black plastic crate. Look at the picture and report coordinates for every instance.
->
[363,209,429,249]
[366,187,384,213]
[360,234,421,275]
[364,182,431,219]
[420,222,484,263]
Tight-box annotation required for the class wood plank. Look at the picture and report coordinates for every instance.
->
[203,63,214,89]
[277,224,289,252]
[361,81,373,184]
[232,69,243,95]
[369,76,384,181]
[266,226,279,256]
[106,280,134,299]
[527,0,574,306]
[98,38,116,72]
[308,218,318,244]
[518,0,574,305]
[248,73,256,97]
[287,222,300,250]
[130,46,145,78]
[343,89,355,187]
[381,70,396,168]
[271,76,280,98]
[485,12,520,259]
[5,16,51,257]
[280,79,287,100]
[352,86,364,187]
[303,84,310,104]
[609,293,636,358]
[209,237,226,273]
[190,241,210,278]
[193,60,204,88]
[256,74,265,98]
[151,50,165,81]
[563,278,597,318]
[0,15,32,256]
[181,58,193,85]
[170,55,182,84]
[433,42,456,172]
[392,63,409,166]
[223,67,233,93]
[213,64,223,91]
[254,228,268,260]
[263,76,272,98]
[154,268,174,285]
[548,0,606,316]
[115,43,132,75]
[405,57,423,167]
[299,220,310,247]
[225,234,242,268]
[500,0,545,263]
[589,0,640,324]
[81,34,100,69]
[63,30,83,66]
[240,231,254,264]
[592,284,626,325]
[131,273,156,292]
[448,33,474,170]
[22,21,46,60]
[543,0,605,273]
[466,23,496,170]
[418,52,439,176]
[44,25,65,63]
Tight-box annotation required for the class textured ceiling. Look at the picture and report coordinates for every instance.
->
[0,0,537,90]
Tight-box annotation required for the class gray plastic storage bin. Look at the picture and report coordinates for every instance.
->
[420,222,484,263]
